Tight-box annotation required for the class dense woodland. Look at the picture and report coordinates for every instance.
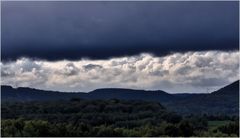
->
[2,81,239,117]
[1,99,239,137]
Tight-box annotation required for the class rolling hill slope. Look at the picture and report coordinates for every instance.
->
[166,81,239,115]
[1,86,174,102]
[1,80,239,115]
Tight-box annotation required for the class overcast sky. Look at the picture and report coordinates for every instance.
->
[1,1,239,93]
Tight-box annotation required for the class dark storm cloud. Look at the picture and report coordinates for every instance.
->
[2,1,239,61]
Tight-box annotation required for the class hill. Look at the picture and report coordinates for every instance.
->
[212,80,239,95]
[1,86,174,102]
[166,81,239,115]
[1,80,239,115]
[88,88,174,102]
[1,86,86,101]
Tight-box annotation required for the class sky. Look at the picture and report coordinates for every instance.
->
[1,1,239,93]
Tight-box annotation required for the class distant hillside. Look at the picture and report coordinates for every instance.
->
[166,80,239,115]
[1,86,174,102]
[212,80,239,95]
[1,86,86,101]
[88,88,174,102]
[1,80,239,115]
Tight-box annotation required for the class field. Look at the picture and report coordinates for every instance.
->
[208,121,233,129]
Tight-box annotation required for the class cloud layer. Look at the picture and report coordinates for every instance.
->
[2,1,238,60]
[1,51,239,93]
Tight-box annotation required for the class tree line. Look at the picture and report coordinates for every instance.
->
[1,99,239,137]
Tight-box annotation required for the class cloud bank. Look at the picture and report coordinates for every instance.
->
[2,1,238,60]
[1,51,239,93]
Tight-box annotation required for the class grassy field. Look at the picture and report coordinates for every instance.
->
[208,120,232,129]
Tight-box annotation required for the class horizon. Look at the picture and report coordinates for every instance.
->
[1,79,239,94]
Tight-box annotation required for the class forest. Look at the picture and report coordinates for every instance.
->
[1,99,239,137]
